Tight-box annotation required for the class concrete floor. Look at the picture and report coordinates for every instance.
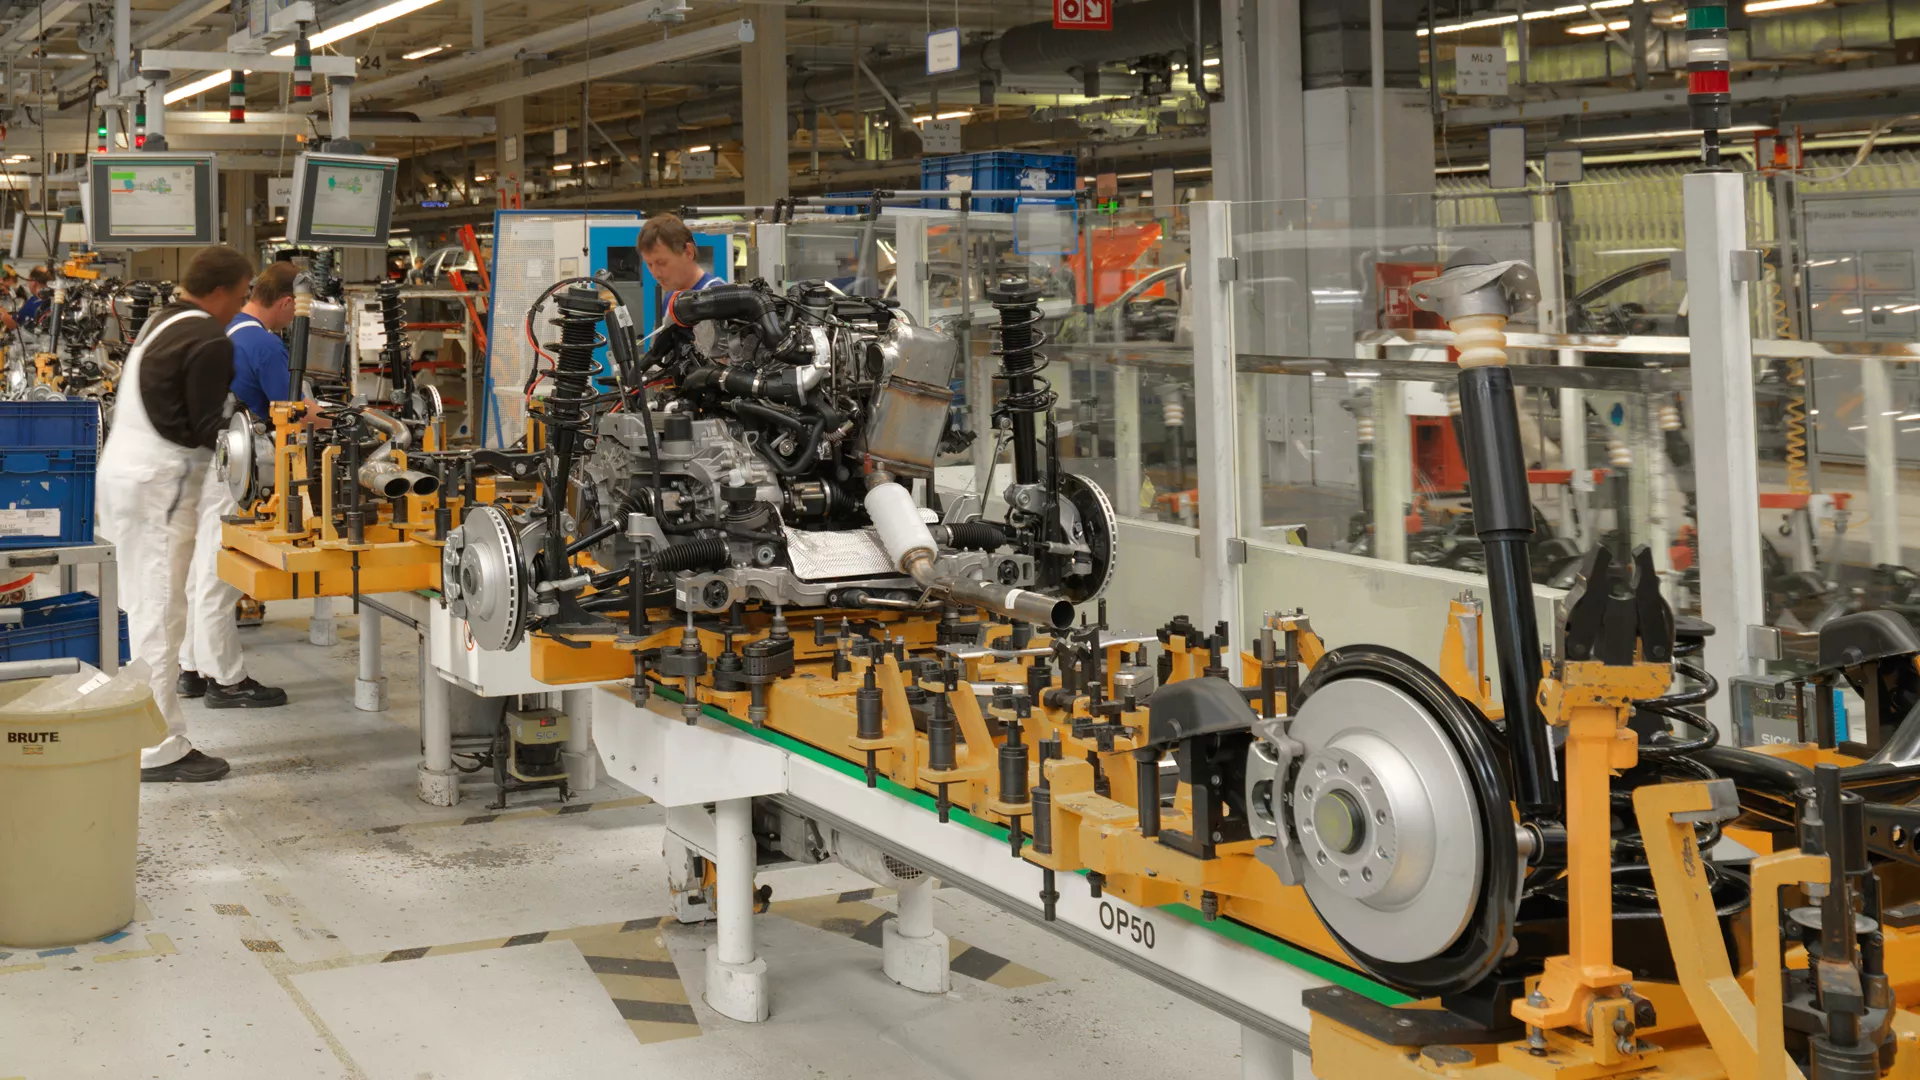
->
[0,601,1258,1080]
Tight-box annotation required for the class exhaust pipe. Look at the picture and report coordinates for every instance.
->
[863,482,1074,629]
[356,410,435,499]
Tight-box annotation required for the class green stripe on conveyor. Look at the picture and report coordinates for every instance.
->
[651,686,1409,1005]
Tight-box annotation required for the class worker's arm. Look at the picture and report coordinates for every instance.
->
[183,336,237,448]
[256,340,291,407]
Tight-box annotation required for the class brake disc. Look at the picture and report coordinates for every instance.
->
[450,504,526,652]
[1055,471,1117,604]
[1283,645,1520,996]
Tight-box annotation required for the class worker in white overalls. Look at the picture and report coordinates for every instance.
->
[96,246,256,783]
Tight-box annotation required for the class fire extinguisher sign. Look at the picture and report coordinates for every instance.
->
[1054,0,1111,30]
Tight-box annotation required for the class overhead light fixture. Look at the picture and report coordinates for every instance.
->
[165,69,245,105]
[911,114,933,124]
[271,0,447,56]
[1565,123,1767,144]
[685,144,712,153]
[1568,19,1629,35]
[551,162,573,171]
[1746,0,1824,11]
[1202,56,1219,67]
[402,44,447,60]
[472,173,489,183]
[1420,0,1632,36]
[934,110,970,120]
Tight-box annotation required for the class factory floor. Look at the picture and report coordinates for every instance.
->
[0,601,1261,1080]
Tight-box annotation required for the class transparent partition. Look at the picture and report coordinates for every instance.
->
[780,214,900,297]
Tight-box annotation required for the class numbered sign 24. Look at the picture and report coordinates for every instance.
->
[1054,0,1111,30]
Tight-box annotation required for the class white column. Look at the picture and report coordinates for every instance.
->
[1684,170,1765,735]
[355,603,388,711]
[893,222,929,324]
[741,5,787,207]
[1559,350,1589,546]
[1238,374,1264,536]
[881,876,949,993]
[1241,1025,1312,1079]
[417,662,458,806]
[310,595,338,645]
[1370,379,1409,564]
[1190,202,1244,657]
[749,222,785,286]
[704,797,768,1022]
[1863,357,1903,567]
[328,77,352,143]
[560,686,598,791]
[1115,367,1142,518]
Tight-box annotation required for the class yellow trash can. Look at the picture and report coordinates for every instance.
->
[0,666,167,948]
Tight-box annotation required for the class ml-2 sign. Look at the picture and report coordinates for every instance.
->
[1054,0,1111,30]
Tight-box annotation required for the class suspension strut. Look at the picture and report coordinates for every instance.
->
[986,278,1053,490]
[539,285,610,579]
[376,281,412,404]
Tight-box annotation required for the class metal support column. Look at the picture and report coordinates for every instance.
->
[882,875,950,993]
[327,76,353,145]
[749,222,784,286]
[1683,170,1765,734]
[1559,350,1590,546]
[417,660,457,806]
[1241,1025,1308,1079]
[1863,358,1903,567]
[1115,365,1142,520]
[893,220,929,324]
[1190,202,1245,659]
[704,796,769,1022]
[560,686,598,792]
[741,3,787,206]
[355,602,387,711]
[310,595,337,645]
[1370,377,1409,563]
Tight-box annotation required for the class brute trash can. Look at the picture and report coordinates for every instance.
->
[0,658,166,947]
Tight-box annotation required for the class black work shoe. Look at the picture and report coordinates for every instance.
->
[176,669,207,698]
[141,749,231,783]
[205,678,289,709]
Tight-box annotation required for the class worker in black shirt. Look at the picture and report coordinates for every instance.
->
[96,246,255,783]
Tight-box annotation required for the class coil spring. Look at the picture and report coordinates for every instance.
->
[125,282,154,342]
[376,281,410,387]
[544,286,608,434]
[1769,272,1812,496]
[988,282,1055,418]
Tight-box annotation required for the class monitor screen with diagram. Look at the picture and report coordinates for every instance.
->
[285,152,399,248]
[86,152,219,248]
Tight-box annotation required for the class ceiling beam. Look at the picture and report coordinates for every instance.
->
[0,0,88,55]
[409,18,753,116]
[1449,63,1920,125]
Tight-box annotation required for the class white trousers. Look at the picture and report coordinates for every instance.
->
[179,464,245,686]
[96,451,214,769]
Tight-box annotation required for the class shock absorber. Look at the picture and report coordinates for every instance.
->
[125,282,155,342]
[376,281,411,403]
[986,278,1053,491]
[539,286,610,580]
[285,274,312,400]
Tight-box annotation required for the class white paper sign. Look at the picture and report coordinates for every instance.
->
[1455,46,1509,96]
[504,134,519,163]
[0,508,59,537]
[356,310,386,352]
[269,177,293,208]
[552,127,567,156]
[921,119,963,155]
[683,151,716,181]
[927,27,961,74]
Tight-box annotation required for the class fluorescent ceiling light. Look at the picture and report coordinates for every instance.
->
[1746,0,1823,11]
[271,0,447,56]
[1565,123,1767,145]
[911,114,933,124]
[551,162,572,171]
[685,144,712,153]
[935,110,970,120]
[1568,19,1629,35]
[1420,0,1631,36]
[1202,57,1219,67]
[402,44,447,60]
[165,69,242,105]
[472,173,489,182]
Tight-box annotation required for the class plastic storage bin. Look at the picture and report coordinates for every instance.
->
[0,398,101,550]
[921,152,1077,214]
[0,665,167,947]
[0,592,129,667]
[0,448,97,549]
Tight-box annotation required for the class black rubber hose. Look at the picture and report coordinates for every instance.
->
[653,537,730,573]
[728,400,826,476]
[943,521,1009,550]
[664,285,804,361]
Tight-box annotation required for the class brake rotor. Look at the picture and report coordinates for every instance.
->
[1055,471,1117,604]
[215,412,268,504]
[451,504,526,652]
[1285,645,1519,995]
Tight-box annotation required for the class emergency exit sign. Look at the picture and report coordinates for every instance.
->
[1054,0,1110,30]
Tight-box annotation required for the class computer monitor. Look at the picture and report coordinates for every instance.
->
[86,152,218,248]
[285,152,398,248]
[9,212,62,261]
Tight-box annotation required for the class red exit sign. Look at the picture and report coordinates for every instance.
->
[1054,0,1111,30]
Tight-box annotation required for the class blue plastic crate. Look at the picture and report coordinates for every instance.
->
[0,398,100,452]
[0,447,96,549]
[921,152,1077,214]
[0,591,129,668]
[822,191,874,216]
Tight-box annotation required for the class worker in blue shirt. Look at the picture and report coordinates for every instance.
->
[177,261,297,709]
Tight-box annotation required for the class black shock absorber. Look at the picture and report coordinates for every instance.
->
[985,278,1053,489]
[376,281,412,402]
[539,286,610,579]
[125,282,155,343]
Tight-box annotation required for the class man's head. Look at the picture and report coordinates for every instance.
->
[1,266,17,286]
[639,212,704,293]
[244,261,299,332]
[182,246,256,324]
[27,267,48,291]
[412,256,425,269]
